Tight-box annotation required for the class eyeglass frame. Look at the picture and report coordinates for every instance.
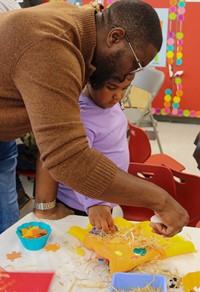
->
[112,25,144,74]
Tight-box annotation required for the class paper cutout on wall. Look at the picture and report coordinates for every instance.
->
[153,0,200,118]
[151,0,195,118]
[150,8,169,67]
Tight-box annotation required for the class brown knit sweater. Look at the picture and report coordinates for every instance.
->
[0,2,117,198]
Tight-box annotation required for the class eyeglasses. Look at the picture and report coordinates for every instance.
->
[124,34,144,74]
[112,25,144,74]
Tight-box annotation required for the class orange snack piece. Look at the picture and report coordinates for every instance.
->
[21,226,47,238]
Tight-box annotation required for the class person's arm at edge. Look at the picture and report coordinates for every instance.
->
[34,162,189,236]
[99,167,189,237]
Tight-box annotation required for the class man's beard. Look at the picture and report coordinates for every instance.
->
[89,50,125,90]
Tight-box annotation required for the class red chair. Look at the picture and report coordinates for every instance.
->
[128,121,185,172]
[128,122,151,163]
[16,169,36,179]
[170,169,200,227]
[120,162,177,221]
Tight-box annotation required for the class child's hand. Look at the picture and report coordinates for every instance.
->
[88,205,115,233]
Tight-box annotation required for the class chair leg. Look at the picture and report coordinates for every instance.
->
[135,107,150,126]
[149,114,163,153]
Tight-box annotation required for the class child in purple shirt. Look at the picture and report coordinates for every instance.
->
[57,77,131,231]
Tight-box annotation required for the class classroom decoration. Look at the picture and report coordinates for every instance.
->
[151,0,199,119]
[68,218,196,274]
[153,0,185,116]
[48,0,83,6]
[165,0,186,117]
[150,8,169,68]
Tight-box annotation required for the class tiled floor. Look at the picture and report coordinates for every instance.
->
[19,121,200,219]
[149,121,199,176]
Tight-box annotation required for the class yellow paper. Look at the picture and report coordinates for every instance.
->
[68,218,196,274]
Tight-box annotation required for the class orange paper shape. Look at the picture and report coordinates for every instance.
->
[6,251,22,262]
[68,218,196,274]
[21,226,47,238]
[44,243,60,252]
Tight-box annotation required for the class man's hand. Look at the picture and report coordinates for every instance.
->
[33,203,74,220]
[150,195,189,237]
[88,205,115,233]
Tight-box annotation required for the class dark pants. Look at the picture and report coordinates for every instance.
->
[0,141,19,233]
[16,143,36,192]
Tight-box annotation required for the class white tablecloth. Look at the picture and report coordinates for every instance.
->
[0,213,200,291]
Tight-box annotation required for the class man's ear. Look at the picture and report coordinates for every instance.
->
[107,27,125,47]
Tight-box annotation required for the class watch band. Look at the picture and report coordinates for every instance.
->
[34,200,56,211]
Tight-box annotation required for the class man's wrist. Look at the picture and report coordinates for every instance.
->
[34,200,56,211]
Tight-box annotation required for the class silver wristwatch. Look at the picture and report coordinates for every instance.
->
[34,200,56,211]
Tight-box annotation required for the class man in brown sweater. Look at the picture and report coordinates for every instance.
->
[0,0,189,236]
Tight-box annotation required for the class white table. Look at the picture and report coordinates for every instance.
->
[0,213,200,291]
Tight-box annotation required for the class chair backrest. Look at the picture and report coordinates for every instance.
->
[120,162,177,221]
[16,169,36,178]
[131,67,165,98]
[170,169,200,227]
[122,67,165,110]
[128,121,151,163]
[128,86,152,110]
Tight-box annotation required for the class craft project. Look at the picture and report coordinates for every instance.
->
[68,218,196,274]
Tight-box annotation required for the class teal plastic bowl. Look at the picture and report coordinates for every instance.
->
[16,221,52,251]
[110,273,167,292]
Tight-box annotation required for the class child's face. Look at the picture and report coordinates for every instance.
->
[89,77,132,109]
